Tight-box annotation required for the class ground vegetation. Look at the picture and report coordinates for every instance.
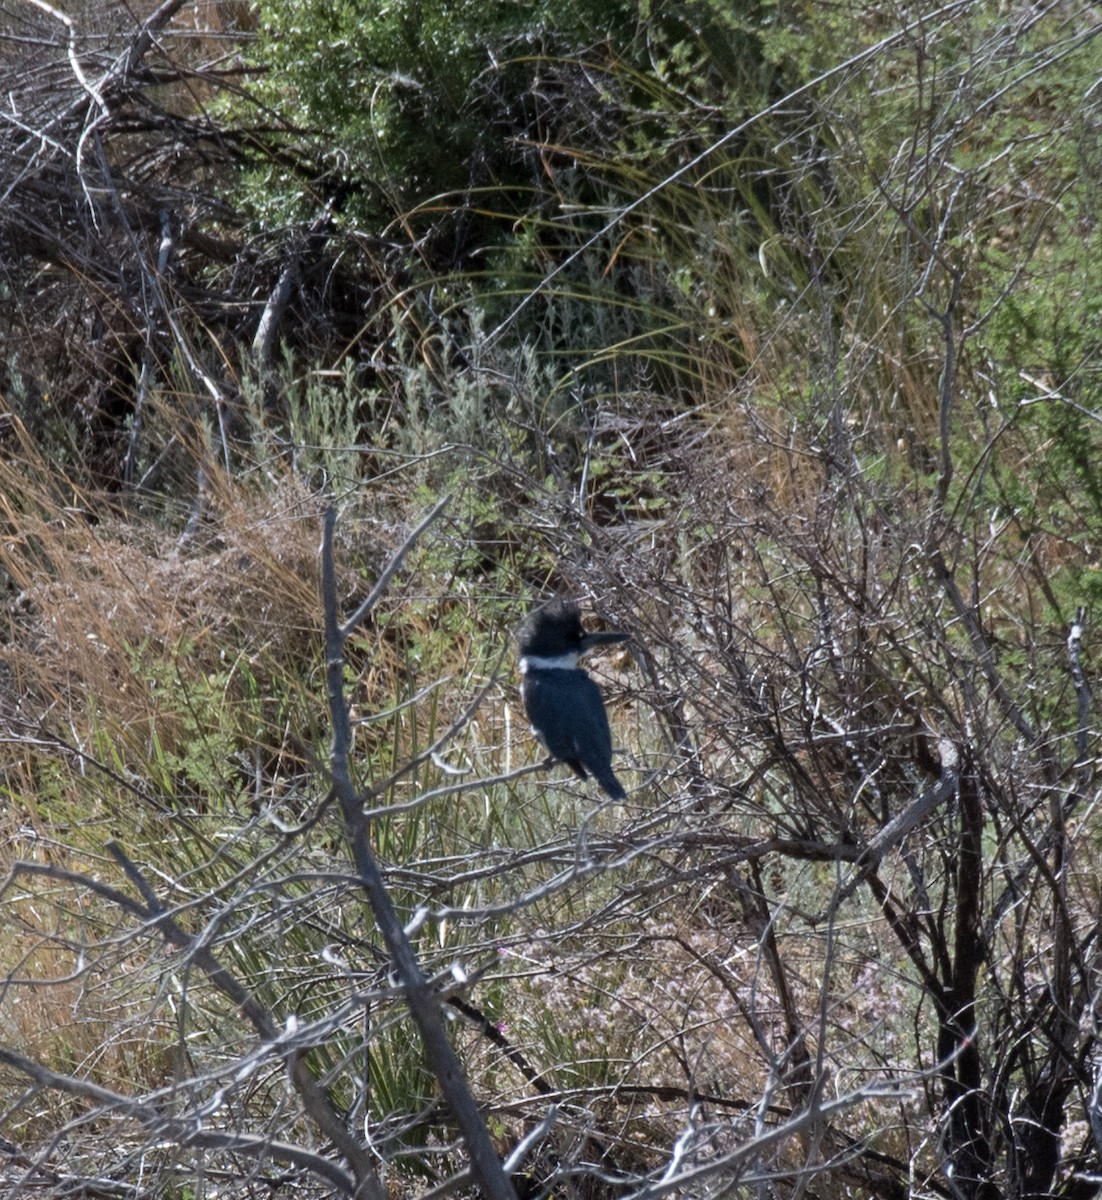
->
[1,1,1102,1197]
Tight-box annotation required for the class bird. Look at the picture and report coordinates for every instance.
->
[518,599,630,800]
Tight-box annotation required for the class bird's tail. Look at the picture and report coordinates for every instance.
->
[593,765,626,801]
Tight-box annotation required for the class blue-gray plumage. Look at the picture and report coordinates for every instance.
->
[518,599,629,800]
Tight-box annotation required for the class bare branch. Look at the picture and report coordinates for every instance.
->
[339,495,452,640]
[321,502,518,1200]
[0,1045,359,1195]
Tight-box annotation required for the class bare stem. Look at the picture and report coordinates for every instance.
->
[322,500,518,1200]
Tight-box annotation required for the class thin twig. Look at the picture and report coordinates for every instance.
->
[0,1045,358,1196]
[339,495,452,639]
[482,0,972,347]
[1068,607,1091,770]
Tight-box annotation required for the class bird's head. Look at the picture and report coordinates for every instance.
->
[518,599,629,668]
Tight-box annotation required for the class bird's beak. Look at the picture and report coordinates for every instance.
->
[578,630,630,654]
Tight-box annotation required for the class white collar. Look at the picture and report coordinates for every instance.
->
[520,652,580,673]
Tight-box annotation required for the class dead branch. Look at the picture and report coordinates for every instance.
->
[321,500,519,1200]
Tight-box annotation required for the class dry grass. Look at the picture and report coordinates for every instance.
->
[0,420,367,804]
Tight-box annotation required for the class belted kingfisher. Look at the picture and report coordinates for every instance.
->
[518,599,630,800]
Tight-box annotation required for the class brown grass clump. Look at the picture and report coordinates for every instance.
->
[0,423,349,811]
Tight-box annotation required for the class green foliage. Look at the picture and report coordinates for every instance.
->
[117,636,244,803]
[243,355,371,489]
[234,0,831,407]
[243,0,636,227]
